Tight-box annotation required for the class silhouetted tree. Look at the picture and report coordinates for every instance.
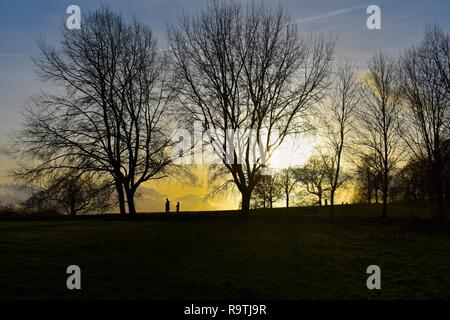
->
[22,191,61,215]
[31,170,114,215]
[390,158,432,203]
[168,0,334,215]
[13,6,174,217]
[400,25,450,217]
[352,153,383,204]
[253,173,283,209]
[281,167,300,208]
[356,52,404,218]
[320,59,359,217]
[296,156,329,206]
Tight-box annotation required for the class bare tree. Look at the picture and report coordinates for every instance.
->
[281,167,300,208]
[25,170,114,215]
[356,52,404,219]
[22,192,61,215]
[168,0,334,215]
[352,153,383,204]
[252,173,283,209]
[390,157,432,203]
[13,6,174,217]
[400,25,450,217]
[296,156,329,206]
[320,59,359,217]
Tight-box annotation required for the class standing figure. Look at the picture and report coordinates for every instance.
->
[176,202,180,213]
[165,198,170,213]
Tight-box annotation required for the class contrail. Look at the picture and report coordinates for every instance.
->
[290,3,369,25]
[0,3,374,55]
[158,4,372,51]
[0,54,28,58]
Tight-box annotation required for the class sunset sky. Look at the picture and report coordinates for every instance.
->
[0,0,449,211]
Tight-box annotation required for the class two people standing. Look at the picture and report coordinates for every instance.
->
[165,199,180,213]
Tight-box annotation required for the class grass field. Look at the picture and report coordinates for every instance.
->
[0,204,449,299]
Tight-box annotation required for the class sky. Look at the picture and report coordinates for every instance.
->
[0,0,449,211]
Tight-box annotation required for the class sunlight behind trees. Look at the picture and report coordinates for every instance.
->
[1,1,448,217]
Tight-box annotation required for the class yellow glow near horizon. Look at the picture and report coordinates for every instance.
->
[136,136,318,212]
[0,136,319,212]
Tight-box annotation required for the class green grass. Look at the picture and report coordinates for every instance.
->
[0,204,449,299]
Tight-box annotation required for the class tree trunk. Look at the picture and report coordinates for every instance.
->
[126,188,137,217]
[286,192,289,208]
[116,180,127,218]
[330,190,335,218]
[433,168,445,218]
[69,203,76,216]
[383,128,389,219]
[436,184,444,218]
[382,173,388,219]
[241,191,251,216]
[367,175,372,204]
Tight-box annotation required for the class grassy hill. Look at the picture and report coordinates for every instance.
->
[0,204,449,299]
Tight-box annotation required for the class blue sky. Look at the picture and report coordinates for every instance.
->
[0,0,449,187]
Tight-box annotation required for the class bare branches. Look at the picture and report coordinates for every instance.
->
[355,52,405,218]
[14,6,174,216]
[252,174,284,209]
[168,0,334,213]
[399,25,450,216]
[319,59,359,216]
[296,156,329,206]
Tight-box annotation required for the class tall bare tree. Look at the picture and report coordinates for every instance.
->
[400,25,450,217]
[320,59,359,217]
[281,167,300,208]
[168,0,334,214]
[13,6,174,217]
[356,52,404,219]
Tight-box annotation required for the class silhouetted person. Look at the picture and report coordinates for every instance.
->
[165,198,170,213]
[176,202,180,213]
